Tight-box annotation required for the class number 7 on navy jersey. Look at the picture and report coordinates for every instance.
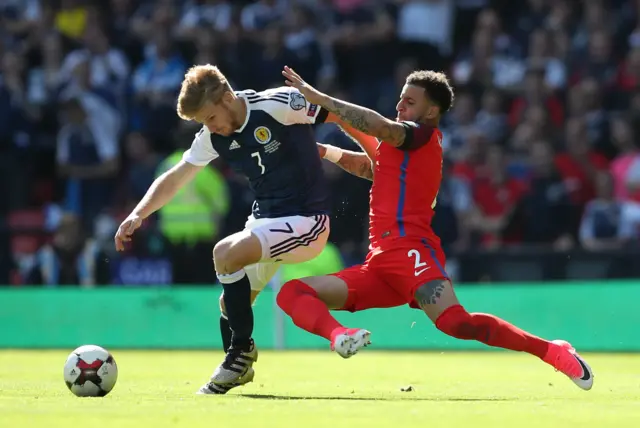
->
[251,152,265,175]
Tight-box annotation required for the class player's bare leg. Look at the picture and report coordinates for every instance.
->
[277,276,371,358]
[203,231,262,392]
[415,279,594,390]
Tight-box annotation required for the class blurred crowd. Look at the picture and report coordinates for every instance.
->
[2,0,640,286]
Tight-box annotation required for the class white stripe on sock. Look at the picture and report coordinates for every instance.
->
[217,269,247,284]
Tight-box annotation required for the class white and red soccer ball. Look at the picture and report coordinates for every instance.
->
[63,345,118,397]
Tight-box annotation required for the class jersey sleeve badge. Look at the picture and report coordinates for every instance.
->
[289,92,306,111]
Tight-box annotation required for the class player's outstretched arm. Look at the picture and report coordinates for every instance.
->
[317,143,373,181]
[333,119,378,162]
[283,66,407,148]
[114,160,203,251]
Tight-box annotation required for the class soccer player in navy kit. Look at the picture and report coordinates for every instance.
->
[114,65,333,394]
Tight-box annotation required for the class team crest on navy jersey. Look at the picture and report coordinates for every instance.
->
[290,92,306,111]
[254,126,272,144]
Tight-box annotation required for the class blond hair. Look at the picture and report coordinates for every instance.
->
[176,64,232,120]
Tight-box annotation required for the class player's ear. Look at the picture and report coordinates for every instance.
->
[425,105,439,120]
[221,90,234,105]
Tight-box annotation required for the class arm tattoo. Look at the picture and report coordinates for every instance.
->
[336,151,374,181]
[323,97,406,147]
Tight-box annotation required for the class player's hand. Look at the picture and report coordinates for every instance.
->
[114,215,143,252]
[316,143,327,158]
[282,65,323,105]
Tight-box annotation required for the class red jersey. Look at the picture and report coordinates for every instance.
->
[369,122,443,249]
[554,152,609,206]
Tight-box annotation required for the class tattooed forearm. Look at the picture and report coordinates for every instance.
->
[336,151,374,181]
[320,95,406,147]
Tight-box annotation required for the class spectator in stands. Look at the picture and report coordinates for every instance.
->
[177,0,233,39]
[509,66,564,129]
[56,96,120,226]
[453,0,488,52]
[4,0,640,283]
[156,141,230,284]
[545,0,571,32]
[475,8,520,59]
[520,104,559,146]
[0,50,33,211]
[566,80,588,119]
[527,28,568,91]
[517,140,575,249]
[571,2,613,61]
[610,116,640,203]
[131,32,186,150]
[616,47,640,92]
[241,0,287,33]
[432,157,473,252]
[331,0,396,109]
[396,0,454,72]
[580,78,613,158]
[122,132,161,208]
[245,24,295,89]
[442,91,477,160]
[283,5,323,88]
[452,129,490,182]
[555,118,609,208]
[475,88,508,145]
[572,29,617,88]
[26,212,108,286]
[107,0,144,65]
[129,0,178,45]
[60,24,129,92]
[580,171,640,251]
[508,122,537,157]
[0,0,42,40]
[513,0,549,49]
[27,34,64,112]
[470,145,527,247]
[451,28,496,90]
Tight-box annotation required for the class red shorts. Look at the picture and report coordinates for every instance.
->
[332,238,449,312]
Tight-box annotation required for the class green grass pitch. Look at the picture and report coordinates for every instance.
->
[1,350,639,428]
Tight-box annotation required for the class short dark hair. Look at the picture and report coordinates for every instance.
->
[405,70,455,113]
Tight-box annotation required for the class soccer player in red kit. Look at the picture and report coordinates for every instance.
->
[277,66,594,391]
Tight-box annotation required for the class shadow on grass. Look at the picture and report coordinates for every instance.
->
[240,393,511,402]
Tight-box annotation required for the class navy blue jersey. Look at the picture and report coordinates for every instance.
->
[183,87,330,219]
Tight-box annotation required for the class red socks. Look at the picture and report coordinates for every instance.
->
[277,281,550,359]
[277,280,344,341]
[435,305,550,359]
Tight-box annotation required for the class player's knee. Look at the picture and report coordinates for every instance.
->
[276,281,296,313]
[213,240,242,274]
[213,233,262,274]
[434,304,476,340]
[276,280,313,314]
[213,240,231,267]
